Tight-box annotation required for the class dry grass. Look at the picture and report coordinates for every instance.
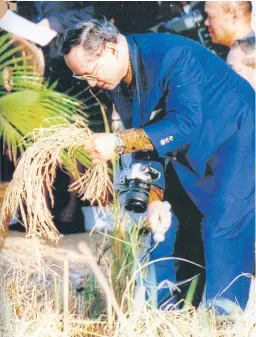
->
[0,229,255,337]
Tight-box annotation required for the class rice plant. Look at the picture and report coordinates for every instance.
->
[0,219,255,337]
[0,120,112,242]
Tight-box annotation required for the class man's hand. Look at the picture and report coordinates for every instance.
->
[146,200,172,242]
[84,133,116,164]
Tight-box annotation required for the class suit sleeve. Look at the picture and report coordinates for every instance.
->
[143,48,206,158]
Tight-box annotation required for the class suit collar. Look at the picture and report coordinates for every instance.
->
[124,35,164,128]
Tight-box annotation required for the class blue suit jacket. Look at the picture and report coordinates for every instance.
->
[111,33,255,226]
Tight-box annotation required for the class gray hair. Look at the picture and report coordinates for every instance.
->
[61,18,120,57]
[233,35,256,69]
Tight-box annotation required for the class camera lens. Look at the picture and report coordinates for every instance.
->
[124,179,151,213]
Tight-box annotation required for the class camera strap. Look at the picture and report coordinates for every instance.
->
[131,36,145,128]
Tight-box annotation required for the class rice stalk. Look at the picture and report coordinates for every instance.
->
[0,231,255,337]
[0,118,113,243]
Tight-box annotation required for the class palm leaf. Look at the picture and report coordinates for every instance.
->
[0,33,107,174]
[0,89,91,167]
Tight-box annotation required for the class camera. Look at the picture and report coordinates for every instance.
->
[120,162,161,213]
[162,8,203,34]
[160,2,213,51]
[149,1,228,59]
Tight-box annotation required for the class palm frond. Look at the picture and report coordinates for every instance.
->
[0,89,89,160]
[0,113,24,163]
[0,33,103,172]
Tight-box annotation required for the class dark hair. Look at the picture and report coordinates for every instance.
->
[61,17,120,56]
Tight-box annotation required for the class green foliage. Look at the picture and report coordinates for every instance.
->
[109,200,141,310]
[83,274,102,318]
[0,33,91,171]
[183,275,199,310]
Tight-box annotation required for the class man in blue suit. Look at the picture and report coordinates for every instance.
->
[62,18,255,312]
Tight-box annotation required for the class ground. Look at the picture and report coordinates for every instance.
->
[0,229,255,337]
[1,230,107,287]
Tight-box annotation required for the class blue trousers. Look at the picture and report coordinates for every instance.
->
[147,208,255,311]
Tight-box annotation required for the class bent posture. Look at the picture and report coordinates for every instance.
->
[62,19,255,312]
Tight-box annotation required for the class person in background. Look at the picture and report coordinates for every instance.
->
[227,35,256,89]
[204,1,253,48]
[205,2,255,88]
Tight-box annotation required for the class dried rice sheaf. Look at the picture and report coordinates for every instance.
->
[0,119,113,243]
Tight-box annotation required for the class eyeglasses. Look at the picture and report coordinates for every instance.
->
[72,55,101,81]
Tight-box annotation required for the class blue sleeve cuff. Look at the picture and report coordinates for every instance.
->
[143,119,195,158]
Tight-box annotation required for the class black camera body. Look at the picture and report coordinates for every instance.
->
[162,8,203,34]
[159,2,214,53]
[149,1,228,60]
[120,163,161,213]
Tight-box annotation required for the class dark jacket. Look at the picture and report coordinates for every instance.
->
[17,1,97,33]
[111,33,255,226]
[17,1,98,60]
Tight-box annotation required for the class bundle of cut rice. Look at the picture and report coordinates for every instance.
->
[0,118,112,243]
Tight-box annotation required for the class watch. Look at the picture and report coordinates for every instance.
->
[114,133,126,155]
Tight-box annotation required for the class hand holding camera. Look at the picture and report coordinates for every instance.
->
[147,200,172,242]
